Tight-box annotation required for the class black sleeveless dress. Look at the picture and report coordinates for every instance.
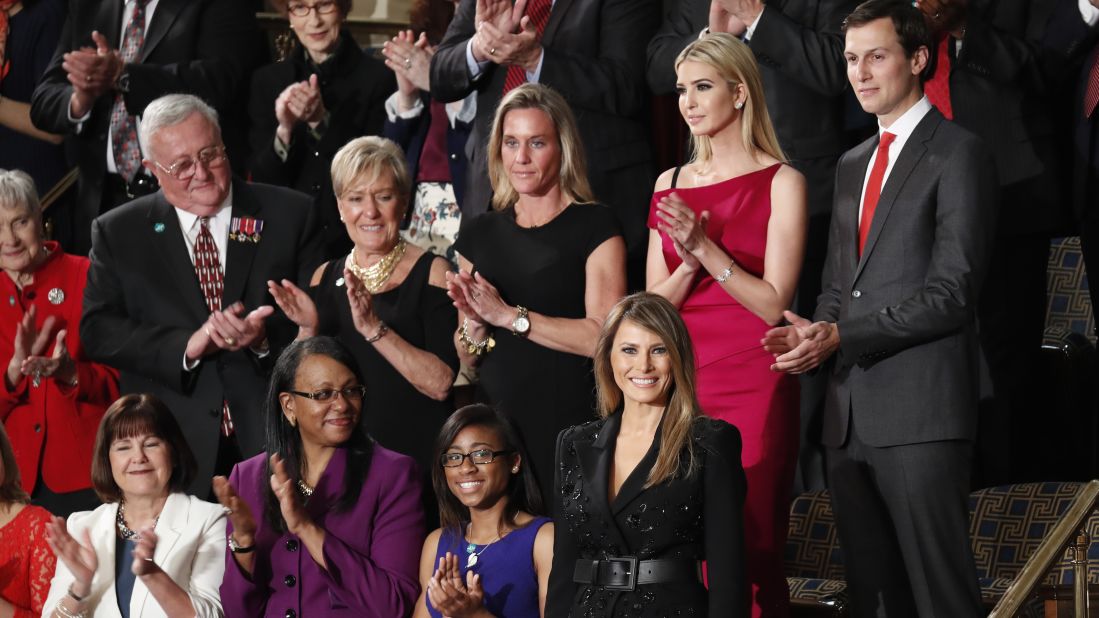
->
[453,203,622,505]
[312,252,458,513]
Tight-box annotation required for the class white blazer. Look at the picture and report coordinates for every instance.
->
[42,493,226,618]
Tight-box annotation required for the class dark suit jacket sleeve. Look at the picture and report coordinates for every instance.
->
[958,0,1051,92]
[122,0,260,114]
[645,0,703,95]
[430,0,479,104]
[538,0,660,118]
[546,427,580,618]
[836,136,998,363]
[80,218,195,392]
[30,8,79,134]
[813,162,848,324]
[747,0,855,96]
[247,65,295,185]
[701,421,750,617]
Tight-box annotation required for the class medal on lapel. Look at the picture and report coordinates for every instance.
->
[230,217,264,243]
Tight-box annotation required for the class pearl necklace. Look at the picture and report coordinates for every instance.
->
[347,240,406,294]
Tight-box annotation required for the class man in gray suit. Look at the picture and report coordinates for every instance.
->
[762,0,996,614]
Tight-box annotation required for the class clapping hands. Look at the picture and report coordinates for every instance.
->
[382,30,434,109]
[427,553,487,618]
[275,74,327,144]
[5,306,76,389]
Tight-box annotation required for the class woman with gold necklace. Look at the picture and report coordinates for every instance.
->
[269,135,458,524]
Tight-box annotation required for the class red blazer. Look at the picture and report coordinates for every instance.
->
[0,242,119,494]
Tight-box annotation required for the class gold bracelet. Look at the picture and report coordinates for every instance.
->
[364,321,389,343]
[458,319,495,356]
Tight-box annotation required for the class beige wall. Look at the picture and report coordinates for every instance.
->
[264,0,410,21]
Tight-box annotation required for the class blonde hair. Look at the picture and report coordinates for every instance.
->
[331,136,411,206]
[675,33,786,169]
[593,292,701,487]
[486,83,593,211]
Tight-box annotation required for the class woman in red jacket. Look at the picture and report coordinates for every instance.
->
[0,169,118,516]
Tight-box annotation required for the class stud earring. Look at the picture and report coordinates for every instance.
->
[734,101,744,110]
[512,466,519,473]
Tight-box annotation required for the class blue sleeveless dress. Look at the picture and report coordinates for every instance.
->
[426,517,550,618]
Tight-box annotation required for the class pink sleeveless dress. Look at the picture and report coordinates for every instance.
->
[649,163,799,617]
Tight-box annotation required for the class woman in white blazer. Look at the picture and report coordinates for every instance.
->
[41,394,226,618]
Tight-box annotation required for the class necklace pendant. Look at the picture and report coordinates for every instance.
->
[466,553,478,568]
[465,542,476,554]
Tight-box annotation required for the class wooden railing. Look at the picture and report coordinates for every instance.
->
[990,480,1099,618]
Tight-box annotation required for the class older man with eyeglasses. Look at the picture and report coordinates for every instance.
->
[80,93,325,498]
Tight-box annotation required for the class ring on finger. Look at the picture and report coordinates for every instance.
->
[85,74,91,83]
[404,57,412,69]
[489,47,496,55]
[933,11,941,18]
[224,336,237,347]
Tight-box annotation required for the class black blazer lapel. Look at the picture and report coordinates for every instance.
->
[540,0,577,47]
[609,425,662,516]
[148,195,209,323]
[222,180,260,307]
[855,111,940,281]
[97,0,124,49]
[576,413,629,550]
[140,0,186,62]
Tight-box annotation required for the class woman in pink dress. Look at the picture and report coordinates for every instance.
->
[647,33,807,617]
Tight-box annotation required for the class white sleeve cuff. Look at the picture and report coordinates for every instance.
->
[384,91,426,122]
[465,39,490,80]
[183,353,200,371]
[744,7,765,41]
[1080,0,1099,26]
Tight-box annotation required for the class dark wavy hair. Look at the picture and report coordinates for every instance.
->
[843,0,931,59]
[90,394,197,503]
[410,0,457,45]
[431,405,544,534]
[263,337,374,531]
[0,424,29,505]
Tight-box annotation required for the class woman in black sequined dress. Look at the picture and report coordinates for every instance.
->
[547,292,749,618]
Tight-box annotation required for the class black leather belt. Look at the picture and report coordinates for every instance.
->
[572,557,702,591]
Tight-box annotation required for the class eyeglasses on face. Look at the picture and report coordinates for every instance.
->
[287,385,367,402]
[287,0,339,17]
[439,449,513,468]
[153,145,228,180]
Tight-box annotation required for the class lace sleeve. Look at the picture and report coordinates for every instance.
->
[20,508,57,617]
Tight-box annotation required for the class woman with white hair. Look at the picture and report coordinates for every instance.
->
[0,168,119,517]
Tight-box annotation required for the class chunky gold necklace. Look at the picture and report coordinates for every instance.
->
[347,240,406,293]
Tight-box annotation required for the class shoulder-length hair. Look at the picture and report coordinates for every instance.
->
[593,292,702,487]
[431,404,544,534]
[675,33,786,171]
[264,337,374,532]
[0,424,30,505]
[90,394,198,503]
[486,83,593,211]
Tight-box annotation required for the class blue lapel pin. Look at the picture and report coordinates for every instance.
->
[154,222,166,233]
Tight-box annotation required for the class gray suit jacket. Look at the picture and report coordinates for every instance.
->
[814,108,997,448]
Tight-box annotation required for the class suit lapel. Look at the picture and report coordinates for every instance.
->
[148,194,210,322]
[132,493,185,618]
[222,180,260,307]
[140,0,185,62]
[610,424,661,516]
[841,139,876,276]
[98,0,124,48]
[540,0,577,47]
[576,414,629,549]
[854,111,940,281]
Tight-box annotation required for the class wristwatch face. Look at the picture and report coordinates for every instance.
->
[513,315,531,334]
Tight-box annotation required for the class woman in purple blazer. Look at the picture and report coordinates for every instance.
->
[213,336,425,617]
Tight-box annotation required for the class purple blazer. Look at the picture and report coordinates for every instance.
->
[220,445,424,617]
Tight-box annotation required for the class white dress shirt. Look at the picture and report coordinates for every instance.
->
[857,96,934,221]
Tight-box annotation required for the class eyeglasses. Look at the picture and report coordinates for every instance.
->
[439,449,513,468]
[287,0,339,17]
[153,146,228,180]
[288,385,367,402]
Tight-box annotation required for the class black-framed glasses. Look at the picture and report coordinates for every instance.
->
[153,145,228,180]
[288,385,367,402]
[439,449,513,468]
[287,0,340,17]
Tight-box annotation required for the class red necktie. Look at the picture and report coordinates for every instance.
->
[859,132,897,255]
[924,34,953,120]
[109,0,148,182]
[502,0,552,94]
[1085,53,1099,118]
[194,217,235,436]
[194,217,223,312]
[0,0,18,86]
